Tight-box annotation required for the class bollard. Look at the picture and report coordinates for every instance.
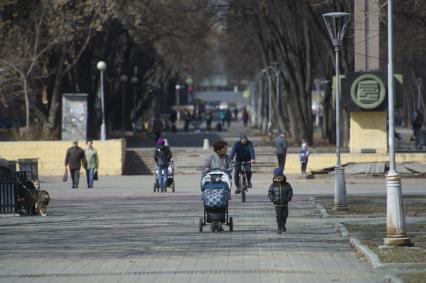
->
[203,139,209,150]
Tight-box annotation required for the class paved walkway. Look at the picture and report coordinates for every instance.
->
[0,175,388,283]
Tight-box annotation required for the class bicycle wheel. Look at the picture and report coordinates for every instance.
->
[241,175,247,202]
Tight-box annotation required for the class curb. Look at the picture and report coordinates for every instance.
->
[349,237,383,269]
[308,196,329,218]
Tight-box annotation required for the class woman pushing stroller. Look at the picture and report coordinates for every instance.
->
[199,140,234,232]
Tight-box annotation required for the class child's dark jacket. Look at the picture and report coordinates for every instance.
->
[268,181,293,206]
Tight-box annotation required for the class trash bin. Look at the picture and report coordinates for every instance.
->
[415,130,426,147]
[18,158,39,180]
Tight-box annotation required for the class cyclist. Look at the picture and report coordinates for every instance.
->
[230,133,256,194]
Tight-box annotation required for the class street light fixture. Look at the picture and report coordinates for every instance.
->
[384,0,410,246]
[323,11,351,210]
[96,61,107,141]
[120,74,128,139]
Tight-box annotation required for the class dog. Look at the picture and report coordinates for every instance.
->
[16,178,50,216]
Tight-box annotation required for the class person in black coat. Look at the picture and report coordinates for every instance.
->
[268,168,293,234]
[65,140,86,189]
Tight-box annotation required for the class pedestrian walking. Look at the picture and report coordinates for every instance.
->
[154,138,172,192]
[220,110,226,126]
[274,133,288,170]
[411,109,424,139]
[183,109,192,132]
[225,108,232,128]
[268,168,293,234]
[241,108,249,128]
[65,140,86,189]
[202,140,232,176]
[205,111,213,132]
[84,140,99,188]
[299,142,310,176]
[152,115,163,143]
[233,107,238,120]
[169,109,177,133]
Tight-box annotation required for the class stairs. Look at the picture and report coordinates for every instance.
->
[123,147,278,175]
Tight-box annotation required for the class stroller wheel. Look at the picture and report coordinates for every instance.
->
[229,217,233,232]
[172,182,175,192]
[199,217,203,232]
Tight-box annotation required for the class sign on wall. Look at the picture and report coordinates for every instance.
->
[62,93,88,141]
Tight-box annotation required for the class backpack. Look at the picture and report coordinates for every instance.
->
[156,147,169,166]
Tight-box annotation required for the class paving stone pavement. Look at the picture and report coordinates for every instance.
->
[0,176,386,283]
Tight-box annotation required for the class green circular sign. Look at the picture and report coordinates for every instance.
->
[350,74,386,109]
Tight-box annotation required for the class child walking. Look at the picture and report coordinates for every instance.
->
[299,142,310,175]
[268,168,293,234]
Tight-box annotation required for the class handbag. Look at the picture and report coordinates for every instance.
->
[62,168,68,182]
[94,170,98,181]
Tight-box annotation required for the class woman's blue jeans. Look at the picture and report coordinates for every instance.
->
[157,165,168,190]
[86,169,95,188]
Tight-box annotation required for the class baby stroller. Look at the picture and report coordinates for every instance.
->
[153,160,175,192]
[199,170,233,232]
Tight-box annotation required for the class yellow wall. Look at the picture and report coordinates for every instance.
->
[350,111,387,153]
[0,139,126,176]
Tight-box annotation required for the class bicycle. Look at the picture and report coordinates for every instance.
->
[238,161,250,202]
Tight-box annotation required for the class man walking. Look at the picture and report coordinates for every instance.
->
[274,133,288,170]
[65,140,86,189]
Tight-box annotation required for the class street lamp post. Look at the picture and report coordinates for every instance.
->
[120,74,128,139]
[384,0,410,246]
[97,61,107,141]
[323,12,351,210]
[256,72,264,128]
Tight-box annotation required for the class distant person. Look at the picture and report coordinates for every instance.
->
[154,138,172,192]
[65,140,86,189]
[152,115,163,143]
[411,109,424,138]
[268,168,293,234]
[169,109,177,133]
[234,108,239,120]
[274,133,288,170]
[219,110,226,126]
[84,140,99,188]
[299,142,310,176]
[225,108,232,127]
[183,109,192,132]
[242,109,249,128]
[206,111,213,132]
[193,111,202,133]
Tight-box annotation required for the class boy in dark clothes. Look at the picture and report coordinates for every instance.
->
[268,168,293,234]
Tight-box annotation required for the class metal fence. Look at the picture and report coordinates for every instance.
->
[18,159,38,180]
[0,175,17,214]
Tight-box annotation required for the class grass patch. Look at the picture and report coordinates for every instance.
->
[346,223,426,263]
[398,273,426,283]
[314,195,426,216]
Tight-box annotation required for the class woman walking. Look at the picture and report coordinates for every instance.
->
[84,140,99,188]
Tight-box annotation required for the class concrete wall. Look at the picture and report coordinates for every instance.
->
[349,112,387,153]
[0,139,126,176]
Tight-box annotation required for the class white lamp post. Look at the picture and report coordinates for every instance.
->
[384,0,410,246]
[323,12,350,210]
[96,61,107,141]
